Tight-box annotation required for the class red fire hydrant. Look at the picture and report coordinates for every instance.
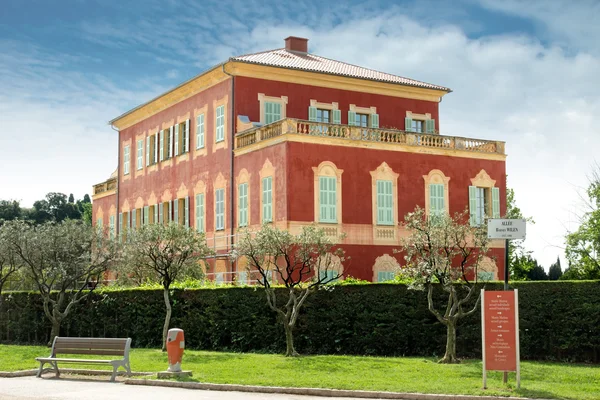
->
[166,328,185,372]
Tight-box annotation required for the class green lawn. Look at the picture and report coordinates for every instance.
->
[1,345,598,399]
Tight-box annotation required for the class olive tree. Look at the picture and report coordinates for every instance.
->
[122,223,212,351]
[398,207,491,363]
[0,227,21,308]
[234,224,345,357]
[4,220,119,344]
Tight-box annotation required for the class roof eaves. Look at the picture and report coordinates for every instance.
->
[231,58,452,93]
[109,62,225,127]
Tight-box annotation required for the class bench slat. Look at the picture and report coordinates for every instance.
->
[55,342,126,350]
[54,349,126,356]
[37,357,113,364]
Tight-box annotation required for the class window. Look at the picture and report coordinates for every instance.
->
[316,109,330,123]
[136,140,143,170]
[262,177,272,223]
[161,127,173,160]
[123,145,130,175]
[376,180,393,225]
[319,270,338,282]
[196,114,205,149]
[405,113,435,133]
[319,176,337,223]
[237,271,248,285]
[175,120,189,156]
[478,271,494,281]
[469,185,500,226]
[413,120,424,133]
[429,183,445,218]
[216,105,225,142]
[215,188,225,230]
[264,102,281,124]
[174,197,189,227]
[146,133,158,166]
[377,271,395,282]
[355,113,368,127]
[195,193,204,233]
[238,183,248,227]
[143,206,149,225]
[313,161,343,224]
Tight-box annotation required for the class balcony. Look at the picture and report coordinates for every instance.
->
[92,177,117,197]
[235,119,505,156]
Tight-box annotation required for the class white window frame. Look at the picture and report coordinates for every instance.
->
[216,105,225,142]
[123,145,130,175]
[196,113,205,149]
[136,139,143,170]
[215,188,225,230]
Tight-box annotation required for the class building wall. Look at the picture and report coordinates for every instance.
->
[285,141,507,224]
[117,78,233,235]
[92,192,116,229]
[234,76,440,132]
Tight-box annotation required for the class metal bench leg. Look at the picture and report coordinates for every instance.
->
[51,361,60,377]
[110,364,118,382]
[36,361,45,378]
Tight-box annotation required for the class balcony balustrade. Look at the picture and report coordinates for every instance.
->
[235,118,505,155]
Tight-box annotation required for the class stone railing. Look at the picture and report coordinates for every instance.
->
[235,119,505,155]
[93,177,117,196]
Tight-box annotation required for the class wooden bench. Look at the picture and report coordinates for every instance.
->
[36,337,132,382]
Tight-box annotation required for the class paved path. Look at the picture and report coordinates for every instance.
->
[0,376,359,400]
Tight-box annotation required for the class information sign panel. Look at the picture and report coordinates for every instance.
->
[487,219,526,240]
[482,290,520,388]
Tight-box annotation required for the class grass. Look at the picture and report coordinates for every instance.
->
[1,345,598,399]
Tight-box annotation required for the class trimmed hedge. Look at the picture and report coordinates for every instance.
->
[1,281,599,362]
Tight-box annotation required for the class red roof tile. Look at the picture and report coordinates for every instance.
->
[231,49,451,92]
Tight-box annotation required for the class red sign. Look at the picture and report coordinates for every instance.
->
[483,291,517,371]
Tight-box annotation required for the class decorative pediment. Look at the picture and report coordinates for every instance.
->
[470,169,496,188]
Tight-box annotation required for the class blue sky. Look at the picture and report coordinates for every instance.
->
[1,0,599,268]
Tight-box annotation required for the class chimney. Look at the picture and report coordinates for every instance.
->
[284,36,308,53]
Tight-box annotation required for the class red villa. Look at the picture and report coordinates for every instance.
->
[92,37,506,283]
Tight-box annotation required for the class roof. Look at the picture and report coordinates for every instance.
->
[231,48,451,92]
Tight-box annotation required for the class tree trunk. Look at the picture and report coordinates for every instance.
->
[439,321,459,363]
[49,319,61,347]
[162,288,172,352]
[283,322,298,357]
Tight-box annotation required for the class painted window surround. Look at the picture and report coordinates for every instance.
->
[370,162,399,243]
[312,161,343,225]
[423,169,450,217]
[258,93,288,124]
[214,173,227,231]
[213,95,229,153]
[236,169,251,227]
[259,159,276,223]
[469,169,498,225]
[372,254,400,283]
[310,99,339,111]
[196,104,210,159]
[194,180,206,233]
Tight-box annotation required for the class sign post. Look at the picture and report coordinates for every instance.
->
[485,219,526,389]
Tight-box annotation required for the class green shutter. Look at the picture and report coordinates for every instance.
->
[262,177,272,223]
[348,111,356,126]
[118,213,123,238]
[426,119,435,133]
[370,113,379,128]
[146,136,150,166]
[196,194,204,233]
[174,200,179,225]
[308,106,317,121]
[174,124,179,156]
[154,204,158,224]
[492,187,500,218]
[131,209,136,230]
[376,180,393,225]
[333,109,341,124]
[144,206,149,225]
[319,176,337,223]
[468,186,477,226]
[185,196,189,228]
[405,117,413,132]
